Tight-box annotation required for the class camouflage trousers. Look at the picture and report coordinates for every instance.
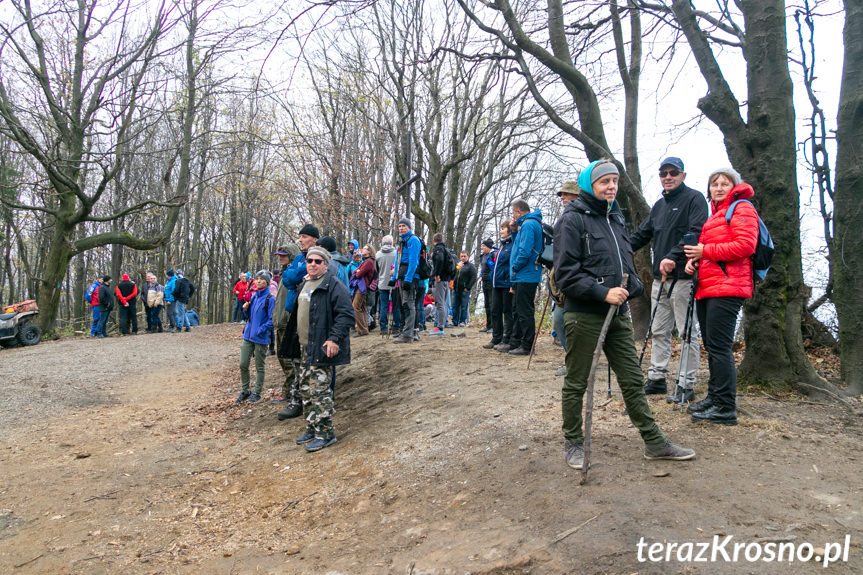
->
[299,352,335,438]
[276,327,300,403]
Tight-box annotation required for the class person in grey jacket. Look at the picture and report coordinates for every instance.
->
[375,235,400,334]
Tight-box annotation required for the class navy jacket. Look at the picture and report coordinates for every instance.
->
[510,209,544,283]
[492,236,513,289]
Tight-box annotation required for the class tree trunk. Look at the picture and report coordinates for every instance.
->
[36,221,75,333]
[834,0,863,395]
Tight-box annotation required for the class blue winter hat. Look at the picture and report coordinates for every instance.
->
[577,160,619,194]
[166,269,175,277]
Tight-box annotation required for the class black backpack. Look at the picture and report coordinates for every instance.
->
[537,222,555,269]
[417,237,433,280]
[442,247,458,279]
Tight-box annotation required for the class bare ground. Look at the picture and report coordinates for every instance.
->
[0,323,861,574]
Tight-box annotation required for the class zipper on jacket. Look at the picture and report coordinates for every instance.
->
[606,215,626,314]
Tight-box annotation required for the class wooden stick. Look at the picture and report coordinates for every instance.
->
[551,514,599,544]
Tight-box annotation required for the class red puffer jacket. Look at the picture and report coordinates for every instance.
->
[694,183,759,300]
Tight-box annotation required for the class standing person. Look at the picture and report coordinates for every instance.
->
[115,274,139,335]
[164,270,178,332]
[485,221,515,351]
[631,157,708,403]
[554,159,695,470]
[375,235,400,334]
[279,246,354,452]
[351,244,376,337]
[318,236,350,287]
[551,182,581,374]
[235,270,276,404]
[508,199,544,356]
[232,273,248,323]
[95,276,114,338]
[392,218,421,344]
[272,245,300,406]
[277,224,319,419]
[683,168,759,426]
[85,277,101,337]
[429,233,453,336]
[141,273,164,333]
[479,239,496,332]
[173,269,194,332]
[452,252,477,327]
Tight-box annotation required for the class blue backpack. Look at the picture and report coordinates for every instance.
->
[725,200,774,282]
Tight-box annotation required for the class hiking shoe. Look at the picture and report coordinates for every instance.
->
[458,322,466,327]
[429,327,445,336]
[478,327,489,333]
[295,429,315,444]
[687,396,714,414]
[564,440,584,470]
[248,392,261,403]
[482,341,498,349]
[235,391,251,404]
[667,385,695,404]
[508,347,529,356]
[278,402,302,420]
[555,366,567,376]
[644,440,696,461]
[495,343,512,352]
[305,435,337,452]
[392,335,413,344]
[643,378,667,395]
[690,404,738,425]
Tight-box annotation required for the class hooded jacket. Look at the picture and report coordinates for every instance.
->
[86,280,100,307]
[233,279,249,301]
[352,256,376,292]
[164,276,177,303]
[480,249,497,286]
[510,209,544,284]
[492,235,513,289]
[431,242,453,281]
[630,183,708,279]
[694,183,759,300]
[243,287,275,345]
[397,231,422,283]
[174,275,193,304]
[375,245,397,290]
[330,252,351,287]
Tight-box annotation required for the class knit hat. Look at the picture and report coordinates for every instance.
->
[707,167,742,187]
[298,223,320,239]
[274,246,295,256]
[398,217,412,230]
[577,160,620,194]
[482,238,494,248]
[166,269,175,277]
[317,236,338,253]
[121,274,130,281]
[175,268,184,277]
[102,275,112,283]
[255,269,273,283]
[306,246,331,263]
[557,181,579,197]
[659,156,685,171]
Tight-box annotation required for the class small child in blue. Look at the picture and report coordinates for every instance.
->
[236,270,275,403]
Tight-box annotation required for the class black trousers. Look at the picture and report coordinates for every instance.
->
[512,282,538,350]
[696,296,744,409]
[119,304,138,334]
[482,281,493,325]
[490,287,513,345]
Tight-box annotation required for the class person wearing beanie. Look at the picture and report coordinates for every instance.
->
[554,158,696,470]
[478,238,497,333]
[682,168,758,426]
[278,241,354,453]
[275,226,320,420]
[85,276,102,337]
[95,276,114,338]
[317,236,351,287]
[164,269,178,331]
[631,156,709,403]
[173,269,195,332]
[392,217,422,343]
[236,270,277,405]
[115,273,139,335]
[508,198,544,355]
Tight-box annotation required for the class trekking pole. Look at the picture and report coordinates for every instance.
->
[673,271,698,406]
[581,274,628,485]
[606,363,612,399]
[638,275,667,368]
[527,284,553,370]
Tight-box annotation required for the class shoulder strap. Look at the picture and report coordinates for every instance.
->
[725,199,752,223]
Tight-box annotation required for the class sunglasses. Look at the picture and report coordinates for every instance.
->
[306,258,325,264]
[659,169,681,178]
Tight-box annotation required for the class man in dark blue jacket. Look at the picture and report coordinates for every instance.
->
[508,199,544,355]
[479,238,496,332]
[393,217,421,344]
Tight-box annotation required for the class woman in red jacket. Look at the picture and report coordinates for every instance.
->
[683,168,759,425]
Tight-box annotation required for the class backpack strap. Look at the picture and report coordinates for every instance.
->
[725,199,752,223]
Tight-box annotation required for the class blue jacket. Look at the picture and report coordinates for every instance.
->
[281,252,308,311]
[493,235,514,289]
[510,209,544,283]
[164,276,177,303]
[398,231,422,283]
[85,280,100,305]
[331,252,351,287]
[243,289,275,345]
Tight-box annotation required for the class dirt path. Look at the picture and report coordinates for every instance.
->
[0,324,861,574]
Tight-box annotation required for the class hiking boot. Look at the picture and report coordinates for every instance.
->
[687,396,714,414]
[184,327,190,332]
[666,385,695,404]
[643,378,667,395]
[248,392,261,403]
[235,390,251,404]
[305,435,337,452]
[429,327,445,336]
[508,347,529,356]
[368,320,377,331]
[564,440,584,470]
[295,429,315,444]
[392,335,413,344]
[644,439,696,461]
[495,343,512,352]
[482,341,498,349]
[690,404,738,425]
[555,366,567,376]
[278,402,302,420]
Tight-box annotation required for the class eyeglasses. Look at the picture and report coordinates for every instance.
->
[306,258,325,265]
[659,169,681,178]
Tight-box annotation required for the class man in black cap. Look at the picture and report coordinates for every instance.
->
[96,276,114,338]
[631,156,708,403]
[479,238,496,332]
